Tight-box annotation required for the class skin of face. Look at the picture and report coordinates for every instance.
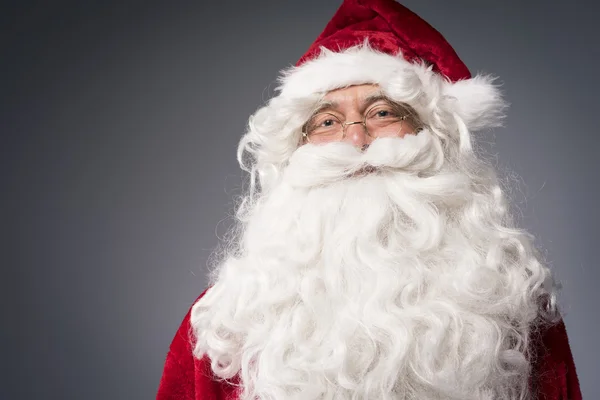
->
[305,84,417,148]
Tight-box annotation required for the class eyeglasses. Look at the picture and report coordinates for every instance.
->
[302,101,420,144]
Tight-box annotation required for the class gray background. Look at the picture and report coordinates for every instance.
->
[2,1,598,399]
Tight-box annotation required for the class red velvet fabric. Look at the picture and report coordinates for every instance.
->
[296,0,472,83]
[156,290,240,400]
[157,292,582,399]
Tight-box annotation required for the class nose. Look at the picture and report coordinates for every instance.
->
[342,122,371,149]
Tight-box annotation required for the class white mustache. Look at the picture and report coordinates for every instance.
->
[284,129,445,188]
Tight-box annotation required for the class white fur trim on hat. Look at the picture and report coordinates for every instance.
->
[277,45,506,131]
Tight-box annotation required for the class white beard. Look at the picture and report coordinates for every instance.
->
[191,130,554,400]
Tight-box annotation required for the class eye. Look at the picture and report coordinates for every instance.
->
[367,105,399,119]
[306,113,341,134]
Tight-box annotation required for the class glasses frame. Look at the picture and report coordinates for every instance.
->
[302,101,413,144]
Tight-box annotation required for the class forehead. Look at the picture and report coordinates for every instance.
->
[322,84,382,103]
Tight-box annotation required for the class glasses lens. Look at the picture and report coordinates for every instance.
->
[305,113,343,143]
[365,103,407,137]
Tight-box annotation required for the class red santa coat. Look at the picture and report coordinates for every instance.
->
[157,292,582,400]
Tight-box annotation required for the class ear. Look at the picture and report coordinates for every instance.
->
[444,74,508,131]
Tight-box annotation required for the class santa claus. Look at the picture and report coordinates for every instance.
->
[157,0,581,399]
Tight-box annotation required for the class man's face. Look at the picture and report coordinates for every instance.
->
[194,82,542,399]
[303,84,418,148]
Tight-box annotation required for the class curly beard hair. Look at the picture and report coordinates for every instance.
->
[191,128,557,400]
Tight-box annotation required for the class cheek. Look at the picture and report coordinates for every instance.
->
[399,121,418,137]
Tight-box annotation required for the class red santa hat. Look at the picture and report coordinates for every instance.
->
[276,0,505,132]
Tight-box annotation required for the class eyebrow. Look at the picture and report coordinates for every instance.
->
[311,92,392,115]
